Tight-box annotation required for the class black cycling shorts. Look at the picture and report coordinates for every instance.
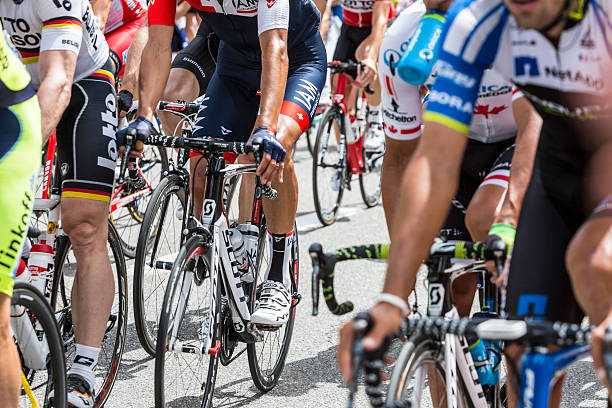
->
[171,23,219,96]
[441,138,515,240]
[332,23,372,69]
[503,127,591,323]
[57,59,117,203]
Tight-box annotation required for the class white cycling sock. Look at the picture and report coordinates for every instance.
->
[264,230,293,289]
[68,344,100,391]
[367,104,382,125]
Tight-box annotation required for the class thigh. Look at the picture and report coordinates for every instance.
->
[170,24,218,96]
[192,70,259,143]
[332,24,356,63]
[504,165,584,323]
[56,60,117,204]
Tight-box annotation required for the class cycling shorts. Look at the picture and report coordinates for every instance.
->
[57,59,117,203]
[441,139,515,240]
[106,14,146,78]
[332,23,372,70]
[0,95,41,297]
[171,23,219,97]
[191,33,326,146]
[503,126,597,323]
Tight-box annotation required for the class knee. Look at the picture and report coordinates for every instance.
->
[566,231,612,282]
[382,139,414,172]
[465,206,494,242]
[62,215,106,250]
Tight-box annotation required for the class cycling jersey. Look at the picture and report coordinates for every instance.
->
[0,0,109,89]
[0,27,41,297]
[339,0,392,28]
[378,1,523,142]
[105,0,146,34]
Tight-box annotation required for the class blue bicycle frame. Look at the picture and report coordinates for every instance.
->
[519,344,591,408]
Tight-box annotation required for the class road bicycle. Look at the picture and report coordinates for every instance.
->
[131,134,300,407]
[29,133,128,407]
[131,101,201,355]
[111,112,169,258]
[11,281,66,407]
[312,61,385,226]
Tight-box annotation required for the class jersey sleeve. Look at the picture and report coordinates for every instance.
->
[37,0,85,55]
[258,0,289,36]
[423,0,508,134]
[511,86,524,102]
[148,0,176,26]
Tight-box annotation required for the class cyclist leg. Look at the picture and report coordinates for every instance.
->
[566,141,612,392]
[56,62,117,397]
[160,26,217,136]
[0,96,41,408]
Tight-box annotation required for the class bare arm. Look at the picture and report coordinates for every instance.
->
[90,0,113,33]
[319,3,331,42]
[494,96,542,226]
[313,0,327,15]
[255,28,288,130]
[38,50,77,143]
[356,1,390,85]
[121,18,149,99]
[137,24,173,121]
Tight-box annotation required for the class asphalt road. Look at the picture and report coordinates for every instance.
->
[106,137,609,408]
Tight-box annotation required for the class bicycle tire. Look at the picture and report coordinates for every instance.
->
[50,220,128,407]
[313,106,347,226]
[358,148,383,208]
[12,282,66,408]
[154,234,219,408]
[114,145,169,258]
[133,174,187,356]
[387,334,470,408]
[247,218,299,391]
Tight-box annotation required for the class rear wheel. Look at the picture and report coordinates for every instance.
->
[313,106,347,226]
[154,235,219,408]
[12,282,66,408]
[51,221,128,407]
[247,217,299,391]
[133,174,187,356]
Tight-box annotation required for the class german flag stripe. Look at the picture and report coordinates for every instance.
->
[90,69,115,86]
[62,188,111,203]
[20,51,39,64]
[42,17,83,30]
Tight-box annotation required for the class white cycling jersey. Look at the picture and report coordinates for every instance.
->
[378,0,522,143]
[0,0,109,88]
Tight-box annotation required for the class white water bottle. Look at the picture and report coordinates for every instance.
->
[228,228,247,272]
[27,243,53,297]
[238,223,259,283]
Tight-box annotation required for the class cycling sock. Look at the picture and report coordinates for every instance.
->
[68,344,100,391]
[367,104,382,124]
[264,230,293,289]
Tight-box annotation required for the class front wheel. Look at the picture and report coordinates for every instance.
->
[359,147,383,207]
[247,220,299,391]
[313,106,347,226]
[387,335,468,408]
[155,235,219,408]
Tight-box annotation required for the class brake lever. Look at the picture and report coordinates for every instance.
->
[309,243,324,316]
[347,312,372,408]
[118,133,134,184]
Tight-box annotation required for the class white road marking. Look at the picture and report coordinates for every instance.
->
[296,205,368,233]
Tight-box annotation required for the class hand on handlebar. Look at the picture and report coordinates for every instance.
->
[251,126,286,186]
[337,302,403,384]
[485,223,515,287]
[356,58,378,88]
[117,89,134,118]
[116,116,153,158]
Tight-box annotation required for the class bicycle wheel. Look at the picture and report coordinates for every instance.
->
[387,335,469,408]
[155,234,219,408]
[133,174,187,356]
[247,217,299,391]
[359,147,383,207]
[50,220,128,407]
[112,145,169,258]
[313,106,347,226]
[12,282,66,408]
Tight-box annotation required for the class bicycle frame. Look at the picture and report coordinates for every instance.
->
[519,344,590,408]
[332,71,365,174]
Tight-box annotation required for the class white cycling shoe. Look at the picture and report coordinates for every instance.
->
[50,373,95,408]
[363,123,385,150]
[251,280,291,326]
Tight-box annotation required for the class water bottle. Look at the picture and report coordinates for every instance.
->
[228,228,247,272]
[27,242,53,297]
[11,303,49,370]
[467,311,501,386]
[238,223,259,283]
[14,259,30,283]
[397,10,446,85]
